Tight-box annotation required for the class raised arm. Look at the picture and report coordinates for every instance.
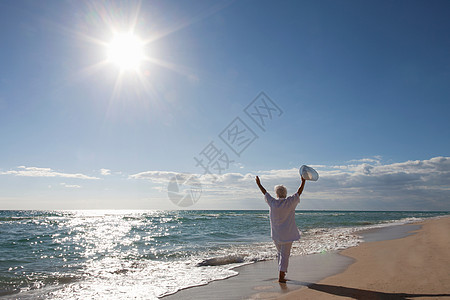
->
[255,176,267,195]
[297,177,306,195]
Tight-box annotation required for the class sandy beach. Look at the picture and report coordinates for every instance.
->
[279,216,450,300]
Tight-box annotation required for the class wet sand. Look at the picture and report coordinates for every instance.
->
[164,251,353,299]
[279,216,450,299]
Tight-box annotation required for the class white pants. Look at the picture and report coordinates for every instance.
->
[274,241,293,272]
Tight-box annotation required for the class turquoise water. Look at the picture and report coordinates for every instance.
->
[0,210,447,299]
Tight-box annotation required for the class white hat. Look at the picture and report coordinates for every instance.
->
[299,165,319,181]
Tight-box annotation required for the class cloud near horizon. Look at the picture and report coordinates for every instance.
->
[100,168,111,176]
[0,166,99,180]
[1,158,448,210]
[129,170,182,183]
[130,156,450,210]
[60,183,82,188]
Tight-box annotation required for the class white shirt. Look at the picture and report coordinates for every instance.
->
[265,192,301,243]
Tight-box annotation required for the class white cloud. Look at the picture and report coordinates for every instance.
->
[129,170,181,183]
[293,156,450,210]
[0,166,99,180]
[348,156,382,164]
[60,183,81,188]
[129,156,450,210]
[100,168,111,176]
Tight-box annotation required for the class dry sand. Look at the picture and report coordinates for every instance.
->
[279,216,450,300]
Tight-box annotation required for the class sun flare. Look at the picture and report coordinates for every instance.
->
[107,33,144,71]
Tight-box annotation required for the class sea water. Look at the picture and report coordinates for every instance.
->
[0,210,448,299]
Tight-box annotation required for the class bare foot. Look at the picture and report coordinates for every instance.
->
[278,271,286,283]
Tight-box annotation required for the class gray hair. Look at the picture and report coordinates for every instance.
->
[274,185,287,198]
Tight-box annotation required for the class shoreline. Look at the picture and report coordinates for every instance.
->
[164,250,354,300]
[279,216,450,299]
[164,217,447,299]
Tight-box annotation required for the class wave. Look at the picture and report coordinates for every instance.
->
[0,217,34,222]
[196,255,246,266]
[197,216,435,268]
[0,274,80,297]
[0,287,20,297]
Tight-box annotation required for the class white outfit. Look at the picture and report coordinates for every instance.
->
[265,192,301,243]
[265,192,301,272]
[275,242,292,272]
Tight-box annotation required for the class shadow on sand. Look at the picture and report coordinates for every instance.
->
[282,280,450,300]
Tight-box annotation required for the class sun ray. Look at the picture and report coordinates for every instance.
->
[144,57,197,80]
[74,60,110,79]
[128,0,142,34]
[105,70,125,119]
[135,69,161,104]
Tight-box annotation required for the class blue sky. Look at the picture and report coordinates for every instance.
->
[0,0,449,210]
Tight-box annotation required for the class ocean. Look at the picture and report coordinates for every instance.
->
[0,210,448,299]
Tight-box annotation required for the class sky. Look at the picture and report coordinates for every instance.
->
[0,0,449,211]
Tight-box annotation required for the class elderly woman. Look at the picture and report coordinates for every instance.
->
[255,175,306,283]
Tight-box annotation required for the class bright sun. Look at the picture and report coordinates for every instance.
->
[107,33,144,71]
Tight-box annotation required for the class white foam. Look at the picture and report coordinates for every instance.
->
[44,258,239,299]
